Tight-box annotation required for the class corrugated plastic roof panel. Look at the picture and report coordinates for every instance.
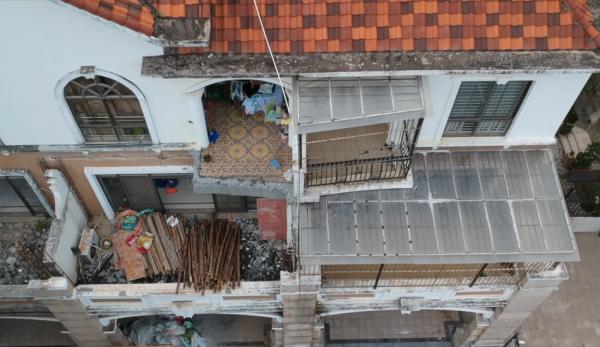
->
[299,150,578,265]
[294,77,424,132]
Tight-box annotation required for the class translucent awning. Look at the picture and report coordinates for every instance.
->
[299,150,579,265]
[293,77,425,133]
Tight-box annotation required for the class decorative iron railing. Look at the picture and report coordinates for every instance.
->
[301,262,557,289]
[304,118,422,187]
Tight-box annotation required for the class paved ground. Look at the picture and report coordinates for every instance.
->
[519,232,600,347]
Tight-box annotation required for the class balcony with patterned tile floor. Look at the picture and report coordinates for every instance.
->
[199,96,292,182]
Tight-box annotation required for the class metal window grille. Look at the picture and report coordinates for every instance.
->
[64,76,151,144]
[444,81,531,137]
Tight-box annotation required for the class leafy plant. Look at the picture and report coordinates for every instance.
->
[574,142,600,169]
[559,122,574,135]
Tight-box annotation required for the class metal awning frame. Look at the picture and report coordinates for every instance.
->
[293,76,426,134]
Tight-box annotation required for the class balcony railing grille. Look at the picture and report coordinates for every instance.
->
[304,118,422,187]
[310,262,556,288]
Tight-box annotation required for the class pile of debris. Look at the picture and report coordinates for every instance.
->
[77,214,289,287]
[237,219,286,281]
[78,251,127,284]
[0,219,55,285]
[128,315,206,347]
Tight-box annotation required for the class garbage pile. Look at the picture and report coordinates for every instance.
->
[78,251,127,284]
[129,316,206,347]
[0,220,53,285]
[237,218,285,281]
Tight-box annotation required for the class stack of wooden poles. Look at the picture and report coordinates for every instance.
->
[177,219,241,294]
[140,213,186,277]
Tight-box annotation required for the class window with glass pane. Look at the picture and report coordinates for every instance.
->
[443,81,531,137]
[64,76,151,143]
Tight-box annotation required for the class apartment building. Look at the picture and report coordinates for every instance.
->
[0,0,597,346]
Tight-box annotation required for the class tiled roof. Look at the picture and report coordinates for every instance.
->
[62,0,155,36]
[63,0,600,53]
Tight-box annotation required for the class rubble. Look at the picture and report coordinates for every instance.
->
[236,218,285,281]
[77,216,289,284]
[78,250,127,285]
[0,219,52,285]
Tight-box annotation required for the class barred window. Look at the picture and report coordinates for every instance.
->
[443,81,531,137]
[64,76,151,143]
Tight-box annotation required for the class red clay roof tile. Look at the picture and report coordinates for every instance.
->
[61,0,600,53]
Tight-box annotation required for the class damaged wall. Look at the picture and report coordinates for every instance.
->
[0,150,193,217]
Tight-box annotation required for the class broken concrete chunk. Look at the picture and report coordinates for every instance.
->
[154,17,211,47]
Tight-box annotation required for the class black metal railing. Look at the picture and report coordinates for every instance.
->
[304,118,422,187]
[305,153,413,187]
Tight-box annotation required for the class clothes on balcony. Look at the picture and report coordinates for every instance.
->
[242,85,285,115]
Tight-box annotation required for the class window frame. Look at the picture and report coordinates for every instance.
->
[443,80,532,137]
[64,75,152,144]
[56,70,158,145]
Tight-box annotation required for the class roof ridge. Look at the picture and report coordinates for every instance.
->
[563,0,600,48]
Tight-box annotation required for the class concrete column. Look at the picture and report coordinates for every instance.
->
[474,264,568,347]
[281,272,320,347]
[29,277,112,347]
[271,319,284,347]
[452,313,491,347]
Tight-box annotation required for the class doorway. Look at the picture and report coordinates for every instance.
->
[98,174,257,214]
[0,176,47,216]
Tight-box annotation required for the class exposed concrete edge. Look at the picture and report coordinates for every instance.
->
[75,281,281,295]
[570,216,600,232]
[193,175,292,199]
[0,285,35,299]
[300,251,580,265]
[0,143,199,155]
[142,51,600,78]
[0,169,54,217]
[302,174,413,202]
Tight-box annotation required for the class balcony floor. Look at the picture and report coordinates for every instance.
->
[200,100,292,182]
[0,217,52,284]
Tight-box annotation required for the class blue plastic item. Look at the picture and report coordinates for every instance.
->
[208,129,220,143]
[271,159,281,170]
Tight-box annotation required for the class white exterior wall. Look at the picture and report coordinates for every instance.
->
[0,1,205,146]
[419,72,591,148]
[45,169,87,283]
[0,2,590,149]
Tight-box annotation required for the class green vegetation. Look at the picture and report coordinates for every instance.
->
[574,142,600,169]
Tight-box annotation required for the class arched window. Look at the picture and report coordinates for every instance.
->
[64,75,151,143]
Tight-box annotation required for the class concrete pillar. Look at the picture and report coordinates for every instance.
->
[271,319,284,347]
[281,272,320,347]
[452,313,491,347]
[474,264,568,347]
[29,277,112,347]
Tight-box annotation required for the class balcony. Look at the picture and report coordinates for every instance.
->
[293,76,425,189]
[309,262,557,289]
[0,170,67,285]
[304,119,422,187]
[198,81,292,182]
